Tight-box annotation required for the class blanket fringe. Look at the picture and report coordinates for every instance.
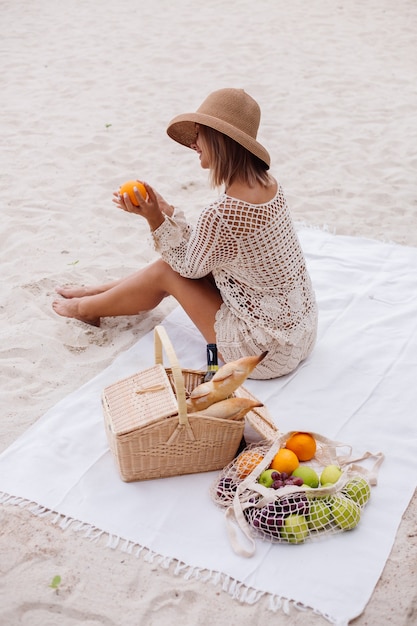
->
[1,490,346,625]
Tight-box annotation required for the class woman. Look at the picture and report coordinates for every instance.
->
[53,88,317,379]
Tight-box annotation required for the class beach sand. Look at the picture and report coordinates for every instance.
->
[1,1,416,623]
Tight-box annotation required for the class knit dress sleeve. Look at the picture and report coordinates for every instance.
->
[151,204,237,278]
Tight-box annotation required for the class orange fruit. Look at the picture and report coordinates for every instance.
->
[270,448,299,474]
[285,432,317,462]
[119,180,147,206]
[235,450,264,479]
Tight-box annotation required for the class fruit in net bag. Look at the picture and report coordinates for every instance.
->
[320,464,342,485]
[291,465,320,488]
[342,476,371,507]
[280,514,310,544]
[279,492,310,517]
[307,498,332,530]
[258,470,304,489]
[235,450,264,479]
[330,495,361,530]
[246,500,285,539]
[270,448,299,474]
[258,469,276,488]
[285,432,317,461]
[216,476,238,504]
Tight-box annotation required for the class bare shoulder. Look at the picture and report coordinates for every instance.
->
[225,177,278,205]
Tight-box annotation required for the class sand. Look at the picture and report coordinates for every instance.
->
[1,0,416,624]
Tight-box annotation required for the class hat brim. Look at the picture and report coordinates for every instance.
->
[166,112,270,169]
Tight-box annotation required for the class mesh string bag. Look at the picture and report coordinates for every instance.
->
[211,432,384,556]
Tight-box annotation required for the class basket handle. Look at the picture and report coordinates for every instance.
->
[154,325,189,426]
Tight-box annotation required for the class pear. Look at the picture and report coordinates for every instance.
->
[330,495,361,530]
[280,514,309,544]
[320,464,342,485]
[307,499,332,530]
[342,477,371,507]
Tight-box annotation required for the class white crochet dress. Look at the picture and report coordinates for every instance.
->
[151,184,317,379]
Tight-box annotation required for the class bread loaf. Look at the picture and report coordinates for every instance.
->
[191,396,263,421]
[187,351,268,412]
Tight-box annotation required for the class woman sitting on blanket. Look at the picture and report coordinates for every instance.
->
[53,88,317,379]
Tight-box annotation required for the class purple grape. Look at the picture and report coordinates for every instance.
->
[245,501,286,539]
[271,471,281,480]
[272,480,284,489]
[277,493,310,517]
[292,477,304,487]
[216,476,237,502]
[280,472,289,481]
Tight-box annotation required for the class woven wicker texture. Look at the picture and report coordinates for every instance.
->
[103,326,273,482]
[102,365,178,435]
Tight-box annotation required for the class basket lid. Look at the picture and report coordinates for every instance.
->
[102,364,178,436]
[234,386,279,442]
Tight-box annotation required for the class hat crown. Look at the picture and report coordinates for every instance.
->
[197,88,260,140]
[166,88,270,168]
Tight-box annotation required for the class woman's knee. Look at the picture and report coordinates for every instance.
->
[148,258,174,278]
[149,259,184,293]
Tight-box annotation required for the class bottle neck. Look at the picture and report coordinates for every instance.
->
[206,343,218,368]
[204,343,219,381]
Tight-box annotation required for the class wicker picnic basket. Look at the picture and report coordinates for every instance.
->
[102,325,277,482]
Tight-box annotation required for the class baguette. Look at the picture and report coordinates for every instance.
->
[186,351,268,412]
[191,397,263,421]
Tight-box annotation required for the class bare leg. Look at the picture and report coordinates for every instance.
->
[52,259,223,342]
[55,277,126,299]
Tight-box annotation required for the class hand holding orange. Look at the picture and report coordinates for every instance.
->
[119,180,147,206]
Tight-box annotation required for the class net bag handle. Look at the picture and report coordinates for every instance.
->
[154,325,190,427]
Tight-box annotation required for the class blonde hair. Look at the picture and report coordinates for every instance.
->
[199,125,271,189]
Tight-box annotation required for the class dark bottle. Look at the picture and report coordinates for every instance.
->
[204,343,219,382]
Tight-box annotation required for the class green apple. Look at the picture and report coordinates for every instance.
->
[330,495,361,530]
[258,469,276,488]
[342,477,371,507]
[307,498,332,530]
[280,514,309,544]
[292,465,319,488]
[320,464,342,485]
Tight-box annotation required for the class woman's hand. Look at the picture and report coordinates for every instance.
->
[112,182,168,231]
[152,189,175,217]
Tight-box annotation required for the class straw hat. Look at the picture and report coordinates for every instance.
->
[166,88,270,168]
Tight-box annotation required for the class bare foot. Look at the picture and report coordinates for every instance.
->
[55,285,102,299]
[52,298,101,327]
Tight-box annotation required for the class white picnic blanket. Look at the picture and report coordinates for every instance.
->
[1,228,416,625]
